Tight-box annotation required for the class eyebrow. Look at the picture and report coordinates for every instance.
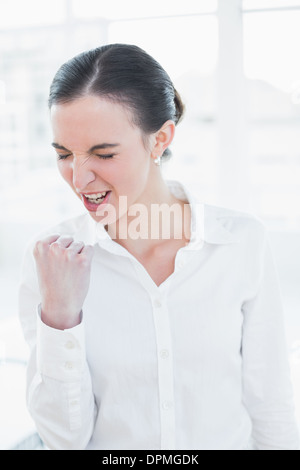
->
[51,142,120,152]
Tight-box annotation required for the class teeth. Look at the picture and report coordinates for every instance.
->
[84,191,107,200]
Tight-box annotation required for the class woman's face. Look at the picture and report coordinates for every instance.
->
[50,95,156,224]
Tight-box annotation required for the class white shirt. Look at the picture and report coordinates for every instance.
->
[18,181,299,450]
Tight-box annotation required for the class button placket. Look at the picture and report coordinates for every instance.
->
[151,297,176,450]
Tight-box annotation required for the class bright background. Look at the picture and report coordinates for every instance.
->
[0,0,299,449]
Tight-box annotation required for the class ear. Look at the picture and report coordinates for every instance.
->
[151,120,176,160]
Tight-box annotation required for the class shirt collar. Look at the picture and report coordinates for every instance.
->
[82,180,239,253]
[167,180,240,248]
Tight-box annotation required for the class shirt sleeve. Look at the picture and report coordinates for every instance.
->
[18,241,97,450]
[242,228,300,450]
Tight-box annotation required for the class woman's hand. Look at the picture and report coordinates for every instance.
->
[33,234,94,330]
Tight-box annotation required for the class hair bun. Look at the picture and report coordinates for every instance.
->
[174,88,185,125]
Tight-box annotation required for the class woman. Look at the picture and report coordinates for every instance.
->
[19,44,299,450]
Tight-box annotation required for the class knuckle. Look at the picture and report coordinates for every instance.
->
[33,240,44,256]
[71,241,84,249]
[49,242,64,256]
[49,242,59,252]
[61,236,74,243]
[51,241,63,249]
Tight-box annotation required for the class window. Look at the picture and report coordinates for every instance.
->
[243,4,300,230]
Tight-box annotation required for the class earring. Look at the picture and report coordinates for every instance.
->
[154,155,161,166]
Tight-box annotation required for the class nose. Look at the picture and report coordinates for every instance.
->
[72,155,95,191]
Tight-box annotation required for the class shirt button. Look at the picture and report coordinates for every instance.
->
[64,362,74,370]
[160,349,169,359]
[154,299,162,308]
[70,400,79,407]
[65,341,75,350]
[177,260,185,269]
[162,401,173,411]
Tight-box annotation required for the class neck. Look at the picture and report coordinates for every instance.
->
[106,177,191,256]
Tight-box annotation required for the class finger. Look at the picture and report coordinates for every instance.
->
[67,241,85,254]
[51,235,74,249]
[41,234,61,245]
[34,234,61,256]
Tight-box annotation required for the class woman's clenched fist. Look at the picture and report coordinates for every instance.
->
[33,234,94,330]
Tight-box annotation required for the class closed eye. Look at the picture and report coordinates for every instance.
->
[56,153,115,161]
[57,153,72,160]
[95,154,115,160]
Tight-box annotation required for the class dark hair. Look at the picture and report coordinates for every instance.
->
[48,44,185,160]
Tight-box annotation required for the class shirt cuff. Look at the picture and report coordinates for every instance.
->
[36,304,86,382]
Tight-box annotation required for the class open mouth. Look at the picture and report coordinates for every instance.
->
[84,191,109,204]
[82,191,112,211]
